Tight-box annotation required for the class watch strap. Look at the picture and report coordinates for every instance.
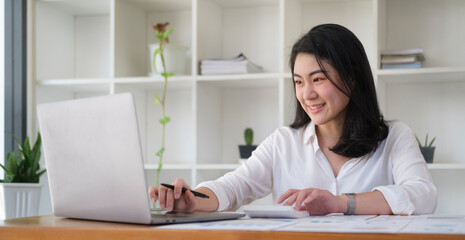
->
[343,193,356,215]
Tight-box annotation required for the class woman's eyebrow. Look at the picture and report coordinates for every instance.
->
[293,70,325,78]
[309,70,325,76]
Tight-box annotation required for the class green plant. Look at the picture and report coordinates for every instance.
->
[0,132,46,183]
[152,22,174,187]
[416,134,436,148]
[244,128,254,146]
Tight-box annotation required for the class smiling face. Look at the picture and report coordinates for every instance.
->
[293,53,350,129]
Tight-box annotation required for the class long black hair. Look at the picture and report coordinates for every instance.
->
[289,24,388,158]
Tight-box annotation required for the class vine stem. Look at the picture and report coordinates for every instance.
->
[155,36,169,188]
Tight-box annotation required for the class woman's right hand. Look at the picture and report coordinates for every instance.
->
[148,178,197,212]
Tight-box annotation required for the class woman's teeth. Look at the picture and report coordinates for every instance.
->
[310,104,325,110]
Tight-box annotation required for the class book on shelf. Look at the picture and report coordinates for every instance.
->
[200,53,263,75]
[380,61,422,69]
[381,55,421,64]
[380,48,425,69]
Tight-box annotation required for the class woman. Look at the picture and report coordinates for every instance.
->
[149,24,437,215]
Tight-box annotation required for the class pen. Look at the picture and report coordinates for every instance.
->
[161,183,210,199]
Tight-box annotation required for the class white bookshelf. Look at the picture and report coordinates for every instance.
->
[31,0,465,215]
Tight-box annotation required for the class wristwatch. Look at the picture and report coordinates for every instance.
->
[343,193,356,215]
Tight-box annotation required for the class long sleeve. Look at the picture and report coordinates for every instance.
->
[196,130,276,211]
[373,122,437,214]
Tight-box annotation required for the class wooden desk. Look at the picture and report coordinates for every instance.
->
[0,215,463,240]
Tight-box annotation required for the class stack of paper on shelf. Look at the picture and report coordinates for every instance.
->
[200,53,263,75]
[380,48,425,69]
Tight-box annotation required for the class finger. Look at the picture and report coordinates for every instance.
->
[277,189,298,204]
[295,189,313,210]
[185,190,196,211]
[173,178,188,199]
[283,192,299,206]
[304,194,314,204]
[148,187,159,202]
[303,189,324,214]
[166,189,175,212]
[159,186,167,209]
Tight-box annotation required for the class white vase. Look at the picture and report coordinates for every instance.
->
[149,43,188,76]
[0,183,42,220]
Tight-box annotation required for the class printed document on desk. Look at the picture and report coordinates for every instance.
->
[399,214,465,234]
[156,214,465,235]
[279,214,412,233]
[156,217,300,231]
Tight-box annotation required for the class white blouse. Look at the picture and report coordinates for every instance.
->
[197,121,437,215]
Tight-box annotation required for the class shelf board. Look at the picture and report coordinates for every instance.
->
[125,0,192,12]
[209,0,279,8]
[37,78,113,85]
[144,164,193,170]
[37,0,111,16]
[36,78,113,92]
[197,72,283,81]
[377,67,465,83]
[114,76,195,90]
[195,164,240,170]
[144,163,240,170]
[427,163,465,170]
[197,73,283,88]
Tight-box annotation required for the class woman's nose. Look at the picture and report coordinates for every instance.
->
[302,84,317,100]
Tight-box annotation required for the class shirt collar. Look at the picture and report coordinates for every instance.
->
[303,122,317,144]
[303,122,322,154]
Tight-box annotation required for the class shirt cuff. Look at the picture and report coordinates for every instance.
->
[372,185,416,215]
[196,181,231,212]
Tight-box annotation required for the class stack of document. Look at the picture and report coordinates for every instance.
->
[200,53,263,75]
[380,48,425,69]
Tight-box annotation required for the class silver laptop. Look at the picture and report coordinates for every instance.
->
[37,93,245,225]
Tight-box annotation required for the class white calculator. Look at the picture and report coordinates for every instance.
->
[242,205,310,219]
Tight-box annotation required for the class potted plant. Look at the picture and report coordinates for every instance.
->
[416,134,436,164]
[238,128,258,160]
[149,22,188,76]
[0,132,46,219]
[151,22,177,188]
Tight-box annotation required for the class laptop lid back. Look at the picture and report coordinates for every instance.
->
[37,93,152,224]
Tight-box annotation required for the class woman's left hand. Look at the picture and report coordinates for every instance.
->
[277,188,346,215]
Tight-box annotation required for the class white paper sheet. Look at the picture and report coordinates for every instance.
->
[279,214,412,233]
[156,217,300,230]
[154,214,465,235]
[399,214,465,234]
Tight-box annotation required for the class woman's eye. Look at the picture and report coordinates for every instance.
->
[294,80,302,85]
[314,78,324,82]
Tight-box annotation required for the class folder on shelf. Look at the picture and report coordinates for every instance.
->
[380,48,425,69]
[381,61,422,69]
[200,53,263,75]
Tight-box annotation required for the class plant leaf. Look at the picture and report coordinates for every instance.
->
[153,48,161,73]
[156,147,165,157]
[153,94,160,106]
[156,33,165,39]
[0,163,8,172]
[164,28,174,38]
[159,117,171,125]
[425,134,429,147]
[415,135,422,147]
[23,137,32,161]
[161,72,174,77]
[37,169,47,178]
[5,152,19,182]
[428,137,436,147]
